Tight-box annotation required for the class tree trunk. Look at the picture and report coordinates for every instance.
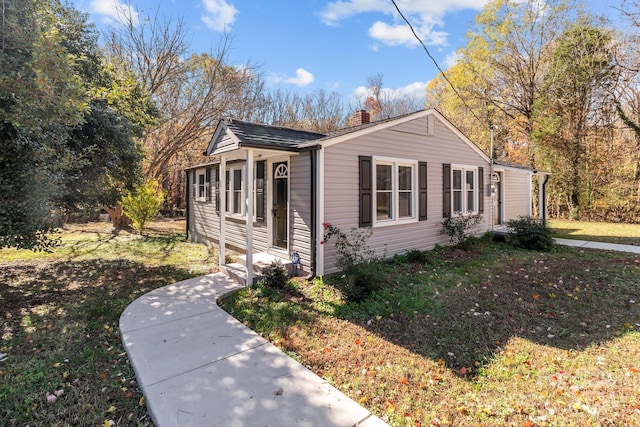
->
[103,204,131,229]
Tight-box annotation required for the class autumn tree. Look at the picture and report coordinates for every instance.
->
[106,9,266,209]
[354,73,422,121]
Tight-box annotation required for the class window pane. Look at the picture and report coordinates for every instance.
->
[399,192,412,217]
[376,192,391,219]
[198,174,205,198]
[398,166,412,190]
[453,170,462,190]
[376,164,392,190]
[453,191,462,212]
[466,170,474,189]
[233,169,242,191]
[467,191,475,212]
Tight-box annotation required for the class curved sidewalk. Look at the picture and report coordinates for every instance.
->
[554,238,640,254]
[119,273,387,427]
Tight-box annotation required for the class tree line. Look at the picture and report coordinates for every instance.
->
[0,0,421,249]
[427,0,640,222]
[4,0,640,250]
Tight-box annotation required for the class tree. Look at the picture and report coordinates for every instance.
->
[121,180,165,234]
[353,73,421,121]
[0,0,88,249]
[105,10,263,209]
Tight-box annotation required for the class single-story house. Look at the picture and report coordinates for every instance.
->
[185,109,548,282]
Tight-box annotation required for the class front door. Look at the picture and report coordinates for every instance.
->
[493,171,503,226]
[272,162,288,249]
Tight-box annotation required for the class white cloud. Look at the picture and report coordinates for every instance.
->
[201,0,238,32]
[284,68,315,87]
[319,0,489,47]
[444,50,461,69]
[90,0,138,25]
[351,81,427,105]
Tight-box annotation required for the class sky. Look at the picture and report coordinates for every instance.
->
[70,0,621,108]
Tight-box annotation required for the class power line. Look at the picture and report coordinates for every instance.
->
[389,0,485,127]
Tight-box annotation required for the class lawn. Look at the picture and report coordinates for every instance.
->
[2,221,639,426]
[0,220,216,426]
[220,237,640,426]
[549,219,640,246]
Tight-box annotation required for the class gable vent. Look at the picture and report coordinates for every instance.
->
[426,115,436,136]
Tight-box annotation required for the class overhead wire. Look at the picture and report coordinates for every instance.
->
[389,0,485,127]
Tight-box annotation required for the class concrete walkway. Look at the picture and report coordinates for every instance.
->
[554,238,640,254]
[119,273,387,427]
[119,238,640,427]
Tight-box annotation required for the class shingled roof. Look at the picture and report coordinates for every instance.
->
[224,119,326,150]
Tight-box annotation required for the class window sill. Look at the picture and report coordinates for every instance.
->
[372,217,418,228]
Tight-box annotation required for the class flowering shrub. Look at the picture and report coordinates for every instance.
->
[440,212,483,247]
[322,223,376,272]
[322,223,381,302]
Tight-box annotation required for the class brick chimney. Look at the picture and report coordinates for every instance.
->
[349,109,370,126]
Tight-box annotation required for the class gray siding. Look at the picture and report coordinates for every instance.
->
[502,170,531,221]
[289,153,313,273]
[322,114,491,273]
[187,165,268,254]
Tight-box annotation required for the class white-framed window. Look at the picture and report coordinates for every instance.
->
[225,166,244,215]
[195,169,207,202]
[451,165,478,215]
[373,157,418,226]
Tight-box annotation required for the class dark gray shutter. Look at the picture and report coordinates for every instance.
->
[359,156,372,227]
[205,167,211,201]
[192,170,196,198]
[255,161,265,223]
[214,166,220,214]
[418,161,428,221]
[478,166,484,213]
[442,163,451,218]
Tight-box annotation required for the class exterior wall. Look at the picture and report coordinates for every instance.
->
[187,164,269,254]
[322,114,491,274]
[501,169,531,222]
[289,152,313,273]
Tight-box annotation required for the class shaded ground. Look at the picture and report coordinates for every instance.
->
[222,241,640,426]
[0,220,215,427]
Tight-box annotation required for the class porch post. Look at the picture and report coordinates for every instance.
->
[317,148,325,276]
[219,156,226,269]
[245,149,254,286]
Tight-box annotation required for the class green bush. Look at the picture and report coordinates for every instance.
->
[261,260,289,290]
[121,180,165,234]
[406,248,431,264]
[344,261,384,303]
[506,216,554,251]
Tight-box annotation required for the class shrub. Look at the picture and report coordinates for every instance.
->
[506,216,554,251]
[121,180,165,234]
[441,213,483,247]
[343,261,384,303]
[261,260,289,290]
[322,223,382,302]
[406,249,431,264]
[322,223,377,272]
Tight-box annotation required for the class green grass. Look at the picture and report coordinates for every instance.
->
[549,219,640,246]
[0,220,216,427]
[220,237,640,426]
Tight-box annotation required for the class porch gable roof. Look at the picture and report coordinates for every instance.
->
[205,119,326,156]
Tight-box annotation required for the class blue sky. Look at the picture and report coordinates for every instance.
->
[71,0,620,107]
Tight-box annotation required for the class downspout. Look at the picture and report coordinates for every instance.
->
[489,125,494,231]
[542,173,550,223]
[185,170,190,241]
[306,148,318,281]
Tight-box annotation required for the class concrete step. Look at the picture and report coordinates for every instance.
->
[236,252,293,275]
[219,262,259,287]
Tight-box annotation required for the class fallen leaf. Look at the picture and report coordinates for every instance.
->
[107,405,116,413]
[355,339,362,345]
[398,377,409,385]
[139,396,145,406]
[459,367,467,375]
[274,388,284,396]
